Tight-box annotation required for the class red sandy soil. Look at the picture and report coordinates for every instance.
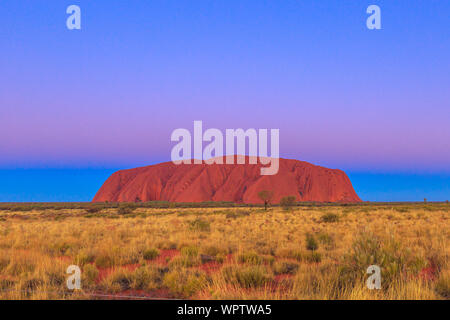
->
[271,274,295,291]
[93,157,361,203]
[198,261,222,275]
[419,259,439,281]
[152,249,179,265]
[56,255,72,262]
[419,267,437,281]
[96,263,141,283]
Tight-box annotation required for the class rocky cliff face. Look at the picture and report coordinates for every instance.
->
[93,157,361,203]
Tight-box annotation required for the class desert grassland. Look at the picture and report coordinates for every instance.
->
[0,203,448,300]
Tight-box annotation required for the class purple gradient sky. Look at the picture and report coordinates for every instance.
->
[1,0,449,176]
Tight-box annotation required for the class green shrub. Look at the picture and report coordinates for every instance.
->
[49,241,72,256]
[317,233,334,248]
[0,257,10,272]
[132,265,167,291]
[273,261,299,275]
[305,251,322,263]
[83,264,99,286]
[189,218,211,232]
[0,279,15,290]
[393,207,410,213]
[321,213,340,223]
[181,246,199,258]
[306,233,318,252]
[95,254,114,268]
[280,196,296,210]
[263,255,275,266]
[117,204,136,215]
[225,212,238,219]
[169,246,201,268]
[215,253,226,264]
[107,269,133,291]
[225,210,250,219]
[46,269,65,287]
[86,207,102,214]
[238,252,275,265]
[275,248,304,262]
[76,249,96,266]
[156,240,177,250]
[21,278,44,296]
[163,269,208,298]
[238,252,263,265]
[223,266,273,288]
[435,271,450,299]
[201,245,228,257]
[143,248,160,260]
[169,255,200,268]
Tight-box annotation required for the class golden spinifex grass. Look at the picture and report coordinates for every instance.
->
[0,203,448,300]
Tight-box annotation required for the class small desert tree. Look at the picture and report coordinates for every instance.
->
[280,196,296,210]
[258,190,274,210]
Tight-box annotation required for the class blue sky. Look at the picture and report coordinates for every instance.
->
[1,169,449,202]
[0,1,449,201]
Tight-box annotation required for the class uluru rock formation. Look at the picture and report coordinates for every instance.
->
[93,157,361,203]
